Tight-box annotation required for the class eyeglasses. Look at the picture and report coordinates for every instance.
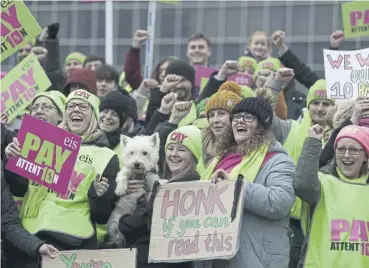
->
[67,102,90,111]
[30,104,57,113]
[231,114,255,123]
[335,147,364,155]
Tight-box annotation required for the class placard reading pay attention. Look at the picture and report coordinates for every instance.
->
[149,180,245,263]
[6,115,82,195]
[323,48,369,100]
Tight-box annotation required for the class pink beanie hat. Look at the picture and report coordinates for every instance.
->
[335,125,369,156]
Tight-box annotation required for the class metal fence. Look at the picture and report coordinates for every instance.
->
[2,1,368,92]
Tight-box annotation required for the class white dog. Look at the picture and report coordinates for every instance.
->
[107,132,165,247]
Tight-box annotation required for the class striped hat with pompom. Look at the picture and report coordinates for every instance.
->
[205,81,243,115]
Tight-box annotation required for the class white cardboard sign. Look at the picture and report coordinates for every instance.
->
[323,48,369,100]
[148,179,245,263]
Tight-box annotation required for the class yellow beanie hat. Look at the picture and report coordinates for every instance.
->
[238,56,257,74]
[307,79,335,107]
[65,52,86,65]
[257,57,282,73]
[205,81,243,115]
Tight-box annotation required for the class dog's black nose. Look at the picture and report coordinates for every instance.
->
[134,163,140,168]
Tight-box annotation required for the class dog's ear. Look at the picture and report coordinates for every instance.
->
[151,132,160,149]
[121,135,132,148]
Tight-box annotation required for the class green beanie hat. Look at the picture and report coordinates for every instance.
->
[66,89,100,121]
[65,52,86,65]
[307,79,335,107]
[241,85,256,99]
[32,91,66,117]
[257,57,282,73]
[166,125,206,176]
[238,56,257,74]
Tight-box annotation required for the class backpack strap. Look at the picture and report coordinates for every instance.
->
[261,152,279,168]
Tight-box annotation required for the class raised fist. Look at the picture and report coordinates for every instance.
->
[132,29,149,48]
[308,124,324,141]
[138,79,159,94]
[271,30,285,49]
[275,68,295,84]
[169,101,193,124]
[330,30,344,49]
[218,60,239,80]
[159,92,178,115]
[32,46,48,62]
[160,74,181,94]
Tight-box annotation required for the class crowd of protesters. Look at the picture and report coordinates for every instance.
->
[1,20,368,268]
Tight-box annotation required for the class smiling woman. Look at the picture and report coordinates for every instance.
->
[3,89,120,267]
[294,125,369,268]
[29,91,66,126]
[200,97,295,268]
[202,81,243,165]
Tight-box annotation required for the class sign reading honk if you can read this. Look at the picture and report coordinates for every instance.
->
[6,115,82,195]
[149,180,245,263]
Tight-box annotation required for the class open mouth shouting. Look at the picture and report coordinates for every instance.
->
[237,126,247,134]
[71,113,83,124]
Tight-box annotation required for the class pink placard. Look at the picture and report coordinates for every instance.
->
[195,66,254,88]
[6,115,82,195]
[195,66,217,88]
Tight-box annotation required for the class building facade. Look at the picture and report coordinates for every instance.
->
[2,1,368,92]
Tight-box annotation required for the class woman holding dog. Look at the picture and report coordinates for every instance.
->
[4,89,120,268]
[199,97,295,268]
[294,124,369,268]
[118,125,205,268]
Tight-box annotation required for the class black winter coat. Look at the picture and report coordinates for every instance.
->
[1,164,44,265]
[118,173,200,268]
[3,133,120,249]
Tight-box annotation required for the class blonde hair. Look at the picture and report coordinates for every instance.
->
[332,100,355,129]
[247,31,272,54]
[60,105,103,144]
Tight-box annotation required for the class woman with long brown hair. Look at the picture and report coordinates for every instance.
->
[200,97,295,268]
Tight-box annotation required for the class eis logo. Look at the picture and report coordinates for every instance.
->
[331,219,369,257]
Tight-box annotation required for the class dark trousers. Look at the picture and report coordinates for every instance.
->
[289,219,304,268]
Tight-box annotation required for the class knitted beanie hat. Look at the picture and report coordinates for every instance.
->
[205,81,243,115]
[66,89,100,121]
[238,56,257,74]
[231,97,273,130]
[165,60,195,87]
[166,125,206,175]
[64,68,97,96]
[241,85,256,99]
[99,91,130,127]
[335,125,369,156]
[307,79,335,107]
[257,57,282,73]
[65,52,86,65]
[32,91,66,117]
